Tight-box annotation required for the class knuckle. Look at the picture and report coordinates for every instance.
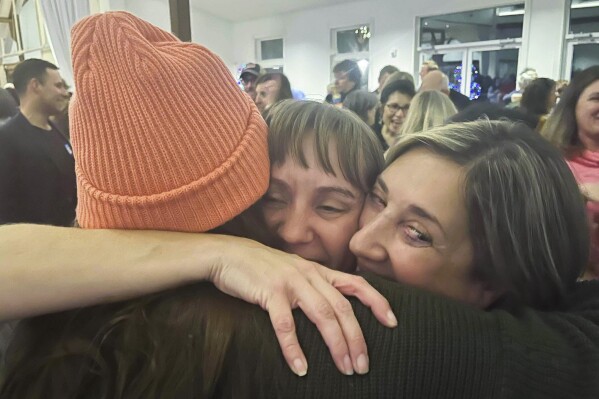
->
[315,300,336,320]
[274,315,295,334]
[348,331,366,346]
[335,298,353,315]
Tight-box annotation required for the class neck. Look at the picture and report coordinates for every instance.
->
[579,132,599,152]
[20,100,51,130]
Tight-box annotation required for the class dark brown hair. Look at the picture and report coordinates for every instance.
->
[1,283,282,398]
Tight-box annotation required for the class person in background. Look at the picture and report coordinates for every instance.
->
[450,102,539,130]
[542,66,599,280]
[343,90,379,128]
[396,90,457,139]
[419,59,439,80]
[239,62,261,101]
[381,71,415,90]
[377,79,415,149]
[0,87,18,126]
[254,72,293,113]
[373,65,399,95]
[0,59,75,226]
[556,79,569,101]
[420,70,470,111]
[325,59,361,105]
[50,79,73,139]
[505,67,538,107]
[520,77,557,131]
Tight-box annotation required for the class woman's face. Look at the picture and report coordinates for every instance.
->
[576,80,599,145]
[349,148,496,308]
[262,137,365,272]
[383,91,411,137]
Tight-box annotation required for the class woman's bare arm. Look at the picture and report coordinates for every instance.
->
[0,224,396,376]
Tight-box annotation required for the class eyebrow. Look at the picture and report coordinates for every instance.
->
[378,176,446,236]
[316,186,357,200]
[270,177,357,200]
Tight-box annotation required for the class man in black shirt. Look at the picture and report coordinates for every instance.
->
[0,59,75,226]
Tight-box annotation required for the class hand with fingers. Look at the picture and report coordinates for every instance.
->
[207,237,398,377]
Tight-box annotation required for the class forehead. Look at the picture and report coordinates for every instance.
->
[382,148,467,225]
[581,80,599,97]
[44,68,63,83]
[387,91,411,104]
[241,73,256,82]
[272,136,360,193]
[257,80,279,92]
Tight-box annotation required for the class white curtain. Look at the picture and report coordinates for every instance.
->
[40,0,90,88]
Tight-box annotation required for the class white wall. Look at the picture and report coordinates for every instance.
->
[191,7,234,68]
[232,0,570,99]
[106,0,234,69]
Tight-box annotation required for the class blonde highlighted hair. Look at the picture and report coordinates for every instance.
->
[398,90,457,137]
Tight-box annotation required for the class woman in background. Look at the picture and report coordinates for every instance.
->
[396,89,457,140]
[377,79,415,149]
[343,90,379,128]
[542,65,599,279]
[520,77,556,131]
[254,72,293,114]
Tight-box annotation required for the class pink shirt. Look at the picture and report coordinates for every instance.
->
[568,150,599,279]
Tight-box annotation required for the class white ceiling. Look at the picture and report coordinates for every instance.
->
[191,0,354,22]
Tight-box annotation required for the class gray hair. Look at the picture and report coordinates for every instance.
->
[387,120,589,309]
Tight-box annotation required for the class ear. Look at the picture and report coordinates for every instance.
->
[466,280,503,309]
[27,78,41,94]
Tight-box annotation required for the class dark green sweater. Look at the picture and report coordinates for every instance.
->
[2,275,598,398]
[283,275,599,398]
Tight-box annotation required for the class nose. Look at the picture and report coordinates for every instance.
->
[394,108,407,117]
[277,207,313,245]
[349,212,389,262]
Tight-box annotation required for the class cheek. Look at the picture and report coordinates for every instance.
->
[387,246,441,286]
[382,109,392,123]
[358,201,377,229]
[322,213,361,258]
[261,206,281,231]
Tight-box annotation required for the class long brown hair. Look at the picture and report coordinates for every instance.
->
[1,283,282,398]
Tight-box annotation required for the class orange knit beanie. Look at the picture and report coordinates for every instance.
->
[70,12,269,232]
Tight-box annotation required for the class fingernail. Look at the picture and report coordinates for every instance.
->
[293,358,307,377]
[343,354,354,375]
[387,310,398,327]
[356,353,369,374]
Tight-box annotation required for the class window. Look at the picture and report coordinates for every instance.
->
[418,4,524,100]
[0,0,54,85]
[331,25,371,90]
[564,0,599,79]
[257,37,284,73]
[420,5,524,46]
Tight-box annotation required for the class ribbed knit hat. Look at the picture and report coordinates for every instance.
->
[70,12,269,232]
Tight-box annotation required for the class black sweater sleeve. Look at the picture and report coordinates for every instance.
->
[278,275,599,399]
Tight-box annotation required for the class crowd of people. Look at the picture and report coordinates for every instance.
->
[0,10,599,398]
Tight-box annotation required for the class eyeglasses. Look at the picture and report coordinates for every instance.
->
[385,103,410,113]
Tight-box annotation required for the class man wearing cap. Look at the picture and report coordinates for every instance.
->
[0,58,75,226]
[240,63,261,101]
